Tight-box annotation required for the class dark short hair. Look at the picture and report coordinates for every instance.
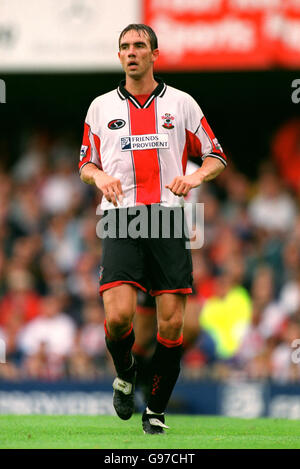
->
[119,24,158,51]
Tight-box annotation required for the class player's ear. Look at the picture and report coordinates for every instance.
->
[152,48,159,64]
[118,51,121,60]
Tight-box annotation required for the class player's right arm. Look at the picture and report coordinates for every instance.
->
[80,163,123,207]
[79,100,123,207]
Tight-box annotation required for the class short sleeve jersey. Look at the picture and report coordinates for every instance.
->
[79,79,227,210]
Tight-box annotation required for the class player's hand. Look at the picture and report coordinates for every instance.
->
[94,173,124,207]
[165,174,202,197]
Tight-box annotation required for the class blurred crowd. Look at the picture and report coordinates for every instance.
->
[0,122,300,384]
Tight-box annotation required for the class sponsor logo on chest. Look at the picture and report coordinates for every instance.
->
[108,119,126,130]
[120,134,169,151]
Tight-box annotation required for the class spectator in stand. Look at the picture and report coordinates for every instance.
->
[235,300,268,379]
[66,344,99,380]
[17,294,76,379]
[201,190,223,251]
[43,213,82,273]
[0,267,41,329]
[270,316,300,383]
[248,163,296,234]
[279,238,300,286]
[271,118,300,193]
[64,300,108,381]
[9,183,45,236]
[78,300,107,369]
[222,170,251,223]
[252,265,287,341]
[12,131,51,183]
[0,249,6,297]
[40,156,85,215]
[280,268,300,317]
[192,251,216,306]
[198,269,252,361]
[67,251,100,298]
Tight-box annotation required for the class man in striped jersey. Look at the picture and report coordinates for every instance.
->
[79,24,227,434]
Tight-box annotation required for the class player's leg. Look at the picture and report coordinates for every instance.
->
[133,292,157,401]
[99,223,147,421]
[142,293,186,434]
[141,206,193,433]
[103,284,138,420]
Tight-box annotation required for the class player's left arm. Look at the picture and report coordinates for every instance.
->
[165,156,224,196]
[166,94,227,197]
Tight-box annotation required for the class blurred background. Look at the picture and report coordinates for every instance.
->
[0,0,300,418]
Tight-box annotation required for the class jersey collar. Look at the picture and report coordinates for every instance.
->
[117,78,167,109]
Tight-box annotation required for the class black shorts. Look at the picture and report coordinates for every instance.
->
[136,290,156,314]
[99,205,193,296]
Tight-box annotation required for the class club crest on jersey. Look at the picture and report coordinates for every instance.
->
[162,113,175,129]
[108,119,126,130]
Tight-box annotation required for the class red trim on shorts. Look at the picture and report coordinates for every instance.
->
[100,280,147,295]
[104,319,133,341]
[157,333,183,348]
[150,288,192,296]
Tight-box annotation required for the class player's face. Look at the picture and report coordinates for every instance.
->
[118,30,158,79]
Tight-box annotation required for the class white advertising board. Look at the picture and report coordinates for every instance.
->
[0,0,140,71]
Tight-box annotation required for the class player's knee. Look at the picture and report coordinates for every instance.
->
[158,315,183,339]
[106,311,133,337]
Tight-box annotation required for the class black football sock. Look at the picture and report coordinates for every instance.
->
[104,320,136,381]
[147,334,183,414]
[132,343,152,386]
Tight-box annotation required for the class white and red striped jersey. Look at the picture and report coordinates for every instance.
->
[79,79,227,210]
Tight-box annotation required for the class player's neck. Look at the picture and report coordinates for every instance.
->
[124,73,158,96]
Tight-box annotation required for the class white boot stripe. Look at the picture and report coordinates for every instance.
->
[112,377,132,395]
[149,418,170,429]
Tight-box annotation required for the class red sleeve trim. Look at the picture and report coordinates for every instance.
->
[201,116,227,163]
[92,132,102,169]
[79,122,92,170]
[79,123,102,171]
[185,129,202,158]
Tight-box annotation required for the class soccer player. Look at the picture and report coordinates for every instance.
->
[79,24,227,434]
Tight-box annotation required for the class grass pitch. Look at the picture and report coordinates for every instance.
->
[0,414,300,449]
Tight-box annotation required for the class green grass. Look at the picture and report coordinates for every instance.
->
[0,414,300,449]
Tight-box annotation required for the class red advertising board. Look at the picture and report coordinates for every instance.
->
[275,0,300,68]
[143,0,300,70]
